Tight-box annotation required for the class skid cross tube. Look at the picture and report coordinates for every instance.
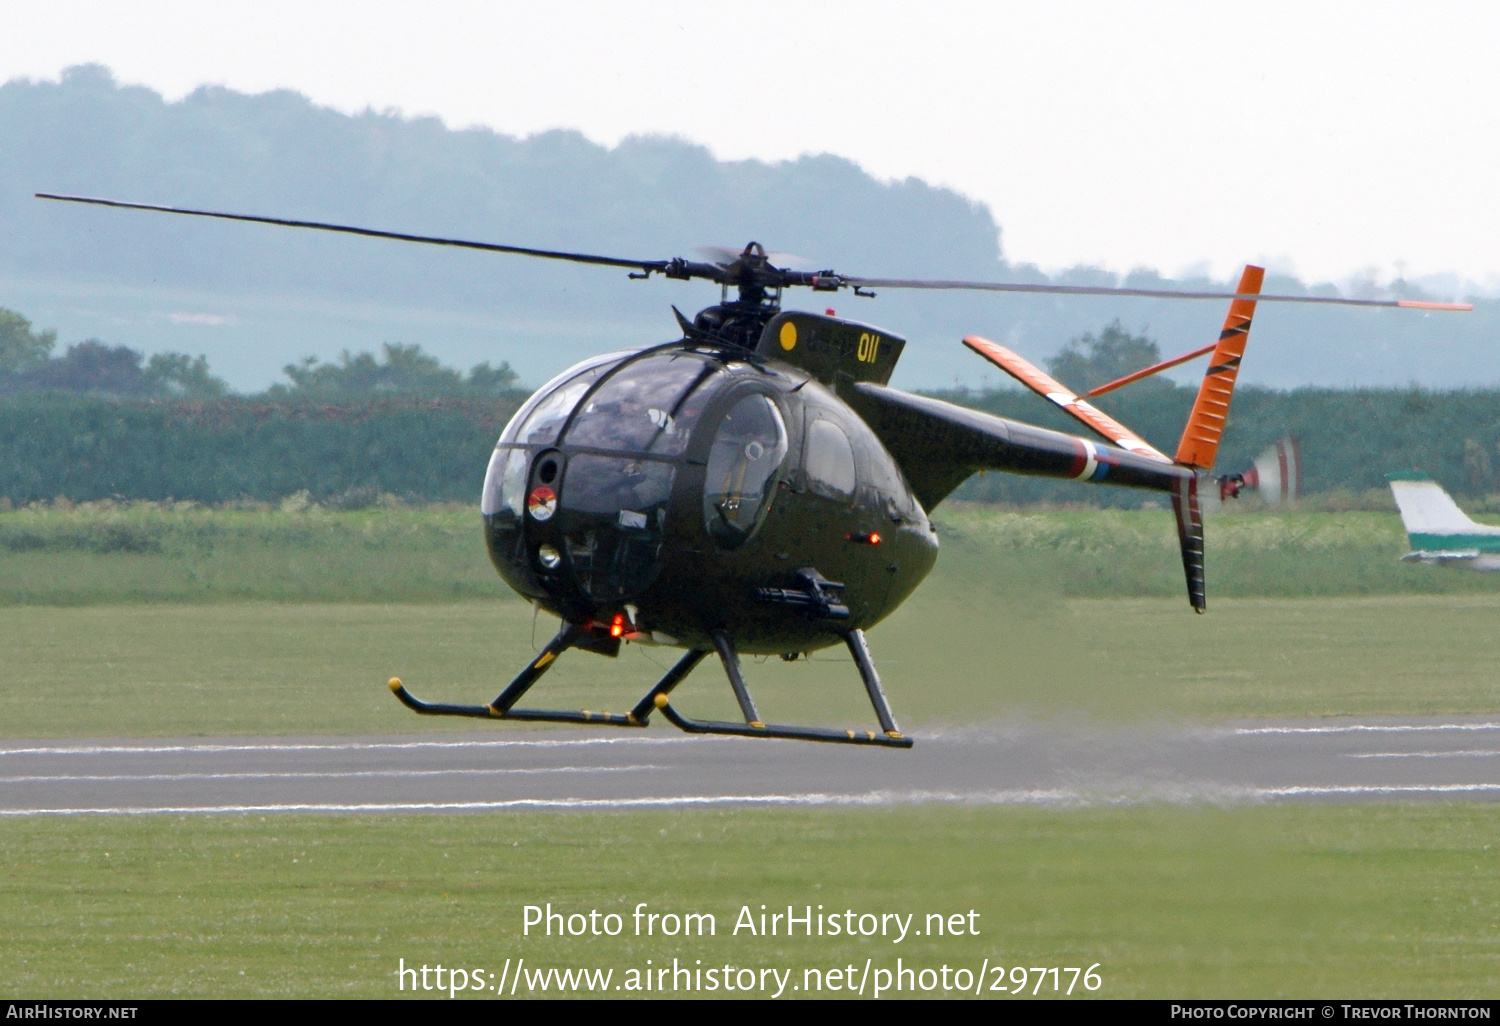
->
[711,630,763,726]
[651,629,913,748]
[389,621,643,727]
[844,629,902,736]
[490,622,584,713]
[629,648,710,723]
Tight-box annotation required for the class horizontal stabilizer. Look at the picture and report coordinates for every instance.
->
[1400,550,1500,571]
[961,336,1171,463]
[1402,550,1482,563]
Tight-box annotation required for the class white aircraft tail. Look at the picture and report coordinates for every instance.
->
[1387,473,1500,537]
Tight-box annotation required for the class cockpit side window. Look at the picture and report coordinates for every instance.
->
[703,394,788,549]
[480,446,530,519]
[564,353,719,455]
[844,414,917,514]
[804,417,857,502]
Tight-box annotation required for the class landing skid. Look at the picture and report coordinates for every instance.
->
[388,623,911,748]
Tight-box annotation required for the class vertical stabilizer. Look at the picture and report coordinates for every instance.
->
[1174,265,1264,469]
[1387,473,1496,538]
[1171,474,1206,613]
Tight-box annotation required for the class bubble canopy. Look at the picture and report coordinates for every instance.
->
[480,348,788,611]
[484,349,729,518]
[496,349,724,456]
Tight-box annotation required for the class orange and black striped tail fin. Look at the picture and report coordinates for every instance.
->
[1173,265,1264,469]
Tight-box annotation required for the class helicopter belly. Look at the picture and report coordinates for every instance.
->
[633,488,939,656]
[486,487,939,656]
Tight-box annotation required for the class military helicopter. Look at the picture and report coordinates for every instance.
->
[37,192,1471,747]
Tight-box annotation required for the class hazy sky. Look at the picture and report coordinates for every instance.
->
[5,0,1498,289]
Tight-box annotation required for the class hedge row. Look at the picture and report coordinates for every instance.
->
[2,387,1497,505]
[0,394,524,504]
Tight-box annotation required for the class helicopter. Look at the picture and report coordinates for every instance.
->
[36,192,1471,748]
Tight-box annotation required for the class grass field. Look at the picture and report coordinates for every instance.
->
[0,502,508,605]
[3,805,1498,999]
[6,504,1499,999]
[2,503,1496,736]
[4,501,1500,606]
[4,591,1499,737]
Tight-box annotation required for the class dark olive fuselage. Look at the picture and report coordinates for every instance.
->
[481,344,938,655]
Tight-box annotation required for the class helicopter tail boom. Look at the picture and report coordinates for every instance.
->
[845,383,1206,611]
[847,384,1195,501]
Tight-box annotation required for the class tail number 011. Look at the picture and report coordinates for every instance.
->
[857,332,882,364]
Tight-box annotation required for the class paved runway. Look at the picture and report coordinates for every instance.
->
[7,717,1500,815]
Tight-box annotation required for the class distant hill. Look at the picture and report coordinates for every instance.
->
[2,65,1494,392]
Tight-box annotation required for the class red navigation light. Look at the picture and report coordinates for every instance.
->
[610,614,625,638]
[869,532,881,545]
[825,308,836,316]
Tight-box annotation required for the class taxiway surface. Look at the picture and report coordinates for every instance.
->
[6,718,1500,815]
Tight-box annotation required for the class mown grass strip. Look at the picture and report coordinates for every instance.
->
[2,805,1497,998]
[4,592,1499,738]
[0,503,510,604]
[3,505,1499,605]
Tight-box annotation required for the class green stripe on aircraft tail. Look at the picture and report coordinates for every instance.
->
[1408,533,1500,552]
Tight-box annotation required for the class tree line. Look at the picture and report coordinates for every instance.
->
[2,309,1497,507]
[1,306,516,400]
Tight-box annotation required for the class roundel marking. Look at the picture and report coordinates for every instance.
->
[779,321,797,351]
[527,485,558,521]
[1070,439,1100,482]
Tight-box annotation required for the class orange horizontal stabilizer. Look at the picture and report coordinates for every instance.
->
[1173,264,1264,469]
[963,335,1172,463]
[1397,300,1473,311]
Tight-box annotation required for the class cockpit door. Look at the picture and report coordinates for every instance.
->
[702,393,789,549]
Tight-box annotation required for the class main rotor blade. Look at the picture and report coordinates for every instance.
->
[842,276,1472,311]
[33,192,1476,312]
[35,192,670,274]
